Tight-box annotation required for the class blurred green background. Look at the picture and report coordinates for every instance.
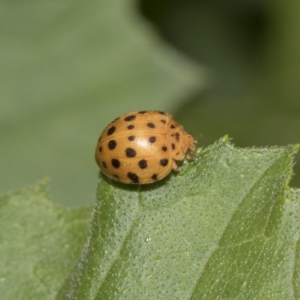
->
[1,0,299,207]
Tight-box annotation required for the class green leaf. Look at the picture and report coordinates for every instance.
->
[56,139,300,299]
[0,180,91,300]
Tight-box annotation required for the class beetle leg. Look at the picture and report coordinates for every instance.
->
[172,160,179,172]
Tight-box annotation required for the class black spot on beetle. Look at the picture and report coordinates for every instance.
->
[139,111,147,114]
[127,125,134,130]
[160,119,166,124]
[102,161,107,168]
[127,172,139,183]
[149,136,156,143]
[160,159,169,167]
[138,159,147,169]
[108,140,117,150]
[126,147,136,158]
[172,143,175,150]
[175,133,180,141]
[162,146,167,151]
[111,159,120,168]
[170,124,176,129]
[99,146,102,152]
[124,115,136,121]
[147,122,155,128]
[151,174,158,181]
[159,111,166,115]
[128,135,135,141]
[107,126,116,135]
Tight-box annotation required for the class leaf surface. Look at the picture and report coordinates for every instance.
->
[0,180,91,300]
[57,139,300,299]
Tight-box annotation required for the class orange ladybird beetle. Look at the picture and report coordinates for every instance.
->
[95,110,196,184]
